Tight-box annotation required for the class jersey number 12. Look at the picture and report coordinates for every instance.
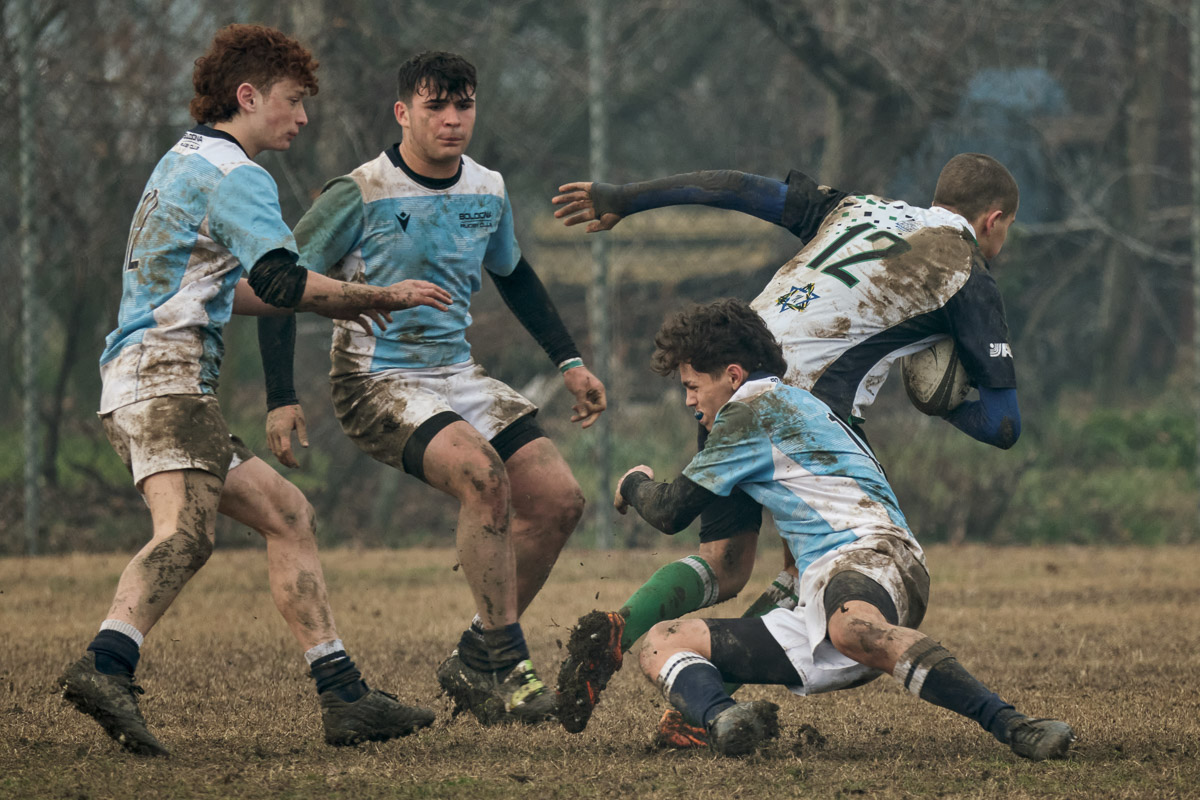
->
[807,222,911,288]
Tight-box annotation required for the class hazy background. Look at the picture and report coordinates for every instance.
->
[1,0,1193,553]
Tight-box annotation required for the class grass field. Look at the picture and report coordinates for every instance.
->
[2,544,1199,799]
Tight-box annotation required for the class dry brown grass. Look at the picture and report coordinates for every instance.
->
[2,544,1199,799]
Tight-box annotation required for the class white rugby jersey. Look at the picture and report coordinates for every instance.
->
[752,171,1015,421]
[99,126,295,413]
[295,147,521,375]
[683,377,920,577]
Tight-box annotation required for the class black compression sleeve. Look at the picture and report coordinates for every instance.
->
[620,471,718,534]
[594,171,788,224]
[248,248,309,309]
[489,257,580,366]
[257,314,298,410]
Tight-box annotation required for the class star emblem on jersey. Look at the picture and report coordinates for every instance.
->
[775,283,820,313]
[396,212,411,232]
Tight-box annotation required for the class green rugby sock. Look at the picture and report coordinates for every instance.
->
[618,556,717,651]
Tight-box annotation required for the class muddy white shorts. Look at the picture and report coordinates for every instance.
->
[100,394,254,487]
[331,359,539,476]
[761,533,930,695]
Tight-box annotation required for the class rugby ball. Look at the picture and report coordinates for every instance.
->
[900,339,972,416]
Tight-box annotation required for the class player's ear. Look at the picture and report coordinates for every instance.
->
[235,83,258,114]
[394,100,410,128]
[982,207,1005,234]
[726,363,747,388]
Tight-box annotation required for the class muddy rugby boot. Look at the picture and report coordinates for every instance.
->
[59,652,169,757]
[437,652,555,726]
[556,611,625,733]
[707,700,780,757]
[320,688,435,745]
[653,708,708,749]
[1005,716,1075,761]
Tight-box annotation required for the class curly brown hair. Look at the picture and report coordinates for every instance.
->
[651,298,787,378]
[190,24,319,124]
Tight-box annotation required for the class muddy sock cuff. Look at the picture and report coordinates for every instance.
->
[304,639,346,666]
[893,638,953,696]
[310,650,367,701]
[99,619,145,647]
[741,570,800,618]
[678,556,719,607]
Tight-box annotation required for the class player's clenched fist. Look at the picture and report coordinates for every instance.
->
[614,465,654,514]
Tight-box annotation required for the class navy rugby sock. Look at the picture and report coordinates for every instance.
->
[457,622,529,675]
[894,638,1020,742]
[657,651,736,730]
[309,651,369,702]
[87,630,140,676]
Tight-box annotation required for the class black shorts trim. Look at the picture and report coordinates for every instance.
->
[823,571,899,625]
[489,411,544,462]
[401,411,464,482]
[699,489,763,543]
[705,618,803,686]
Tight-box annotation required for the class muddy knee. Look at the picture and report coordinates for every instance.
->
[144,526,215,582]
[542,482,585,535]
[641,619,707,675]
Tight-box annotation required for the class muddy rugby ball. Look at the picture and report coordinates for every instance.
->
[900,339,972,416]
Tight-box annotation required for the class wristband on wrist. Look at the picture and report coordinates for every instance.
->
[558,357,584,374]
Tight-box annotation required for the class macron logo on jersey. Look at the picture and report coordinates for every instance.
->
[989,343,1012,358]
[396,211,411,232]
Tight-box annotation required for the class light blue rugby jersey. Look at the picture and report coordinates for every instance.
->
[294,146,521,375]
[99,126,295,413]
[683,377,918,576]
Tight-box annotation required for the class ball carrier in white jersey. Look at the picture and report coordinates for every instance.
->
[617,299,1071,759]
[261,52,607,725]
[552,155,1023,745]
[58,25,453,757]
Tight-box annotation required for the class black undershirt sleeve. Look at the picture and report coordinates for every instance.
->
[620,471,719,534]
[780,169,851,242]
[247,248,309,309]
[489,256,581,366]
[943,259,1017,389]
[257,314,298,410]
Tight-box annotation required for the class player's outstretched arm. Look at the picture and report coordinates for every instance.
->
[616,468,718,534]
[553,171,789,232]
[233,278,293,316]
[244,247,452,325]
[297,271,452,320]
[552,182,625,232]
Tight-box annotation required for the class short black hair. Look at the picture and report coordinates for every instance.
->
[651,298,787,378]
[396,51,476,101]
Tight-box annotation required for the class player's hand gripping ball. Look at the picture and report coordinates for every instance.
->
[900,338,973,416]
